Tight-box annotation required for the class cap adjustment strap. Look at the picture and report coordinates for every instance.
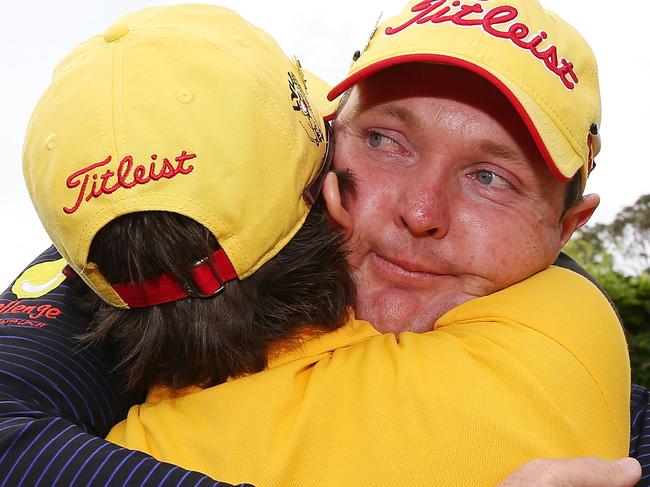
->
[112,248,237,308]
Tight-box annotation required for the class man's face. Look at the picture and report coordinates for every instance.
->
[333,63,574,333]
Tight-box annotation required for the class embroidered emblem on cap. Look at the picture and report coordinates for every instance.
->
[288,70,324,146]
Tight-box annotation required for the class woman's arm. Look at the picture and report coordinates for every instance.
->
[0,247,249,486]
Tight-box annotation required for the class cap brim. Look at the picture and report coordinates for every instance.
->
[328,54,585,183]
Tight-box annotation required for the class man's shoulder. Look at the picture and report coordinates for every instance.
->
[437,263,628,386]
[0,246,89,333]
[533,264,608,297]
[440,264,617,328]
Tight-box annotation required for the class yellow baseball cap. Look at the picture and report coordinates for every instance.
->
[328,0,601,186]
[23,5,332,308]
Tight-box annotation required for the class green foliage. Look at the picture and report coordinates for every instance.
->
[603,195,649,274]
[564,194,650,388]
[628,331,650,389]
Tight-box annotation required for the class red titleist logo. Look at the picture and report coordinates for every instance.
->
[385,0,579,89]
[63,151,196,214]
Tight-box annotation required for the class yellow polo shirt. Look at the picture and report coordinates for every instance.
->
[108,266,630,486]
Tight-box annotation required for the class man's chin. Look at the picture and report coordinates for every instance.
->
[355,287,474,334]
[355,288,437,334]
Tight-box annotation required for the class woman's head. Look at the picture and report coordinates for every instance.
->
[24,4,335,309]
[23,5,352,392]
[84,198,354,393]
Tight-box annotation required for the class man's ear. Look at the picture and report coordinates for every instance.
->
[559,193,600,246]
[323,172,353,238]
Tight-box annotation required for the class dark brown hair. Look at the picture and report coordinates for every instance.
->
[81,193,355,396]
[562,171,584,217]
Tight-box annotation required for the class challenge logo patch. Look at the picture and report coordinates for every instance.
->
[12,258,68,299]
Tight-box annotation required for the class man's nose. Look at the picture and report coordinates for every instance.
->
[397,171,451,239]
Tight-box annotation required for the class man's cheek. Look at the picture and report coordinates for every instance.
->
[455,217,519,283]
[355,181,396,219]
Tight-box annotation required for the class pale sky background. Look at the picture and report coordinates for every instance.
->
[0,0,648,286]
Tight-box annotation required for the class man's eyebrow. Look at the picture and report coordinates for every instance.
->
[358,103,423,131]
[477,140,525,161]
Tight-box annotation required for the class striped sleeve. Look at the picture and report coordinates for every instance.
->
[0,246,252,486]
[631,383,650,487]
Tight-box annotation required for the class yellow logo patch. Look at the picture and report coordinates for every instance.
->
[12,258,68,299]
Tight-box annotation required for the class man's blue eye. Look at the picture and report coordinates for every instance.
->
[475,170,494,185]
[368,132,384,148]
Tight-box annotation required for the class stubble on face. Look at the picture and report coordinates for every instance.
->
[333,64,569,334]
